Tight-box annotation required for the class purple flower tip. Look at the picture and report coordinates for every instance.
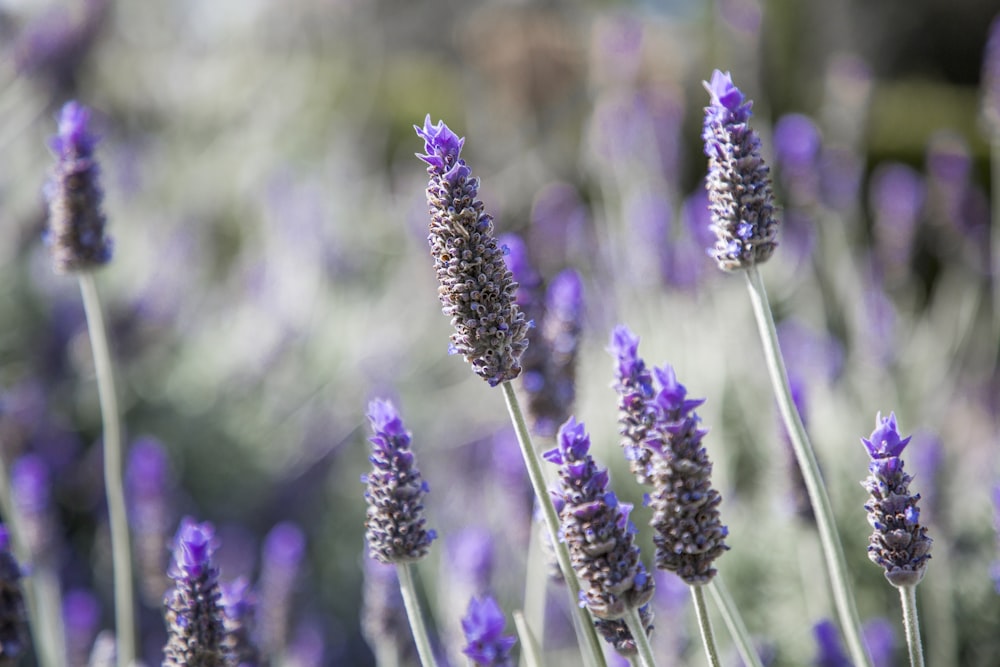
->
[171,517,217,580]
[366,399,406,442]
[51,100,97,156]
[414,115,470,182]
[545,417,591,464]
[862,412,912,459]
[264,521,306,569]
[461,595,517,667]
[704,70,748,115]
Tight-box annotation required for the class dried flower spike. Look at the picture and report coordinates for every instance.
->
[363,398,437,563]
[461,595,517,667]
[544,417,654,619]
[702,70,779,271]
[861,412,932,587]
[648,366,729,585]
[162,518,229,667]
[415,116,529,386]
[45,101,113,273]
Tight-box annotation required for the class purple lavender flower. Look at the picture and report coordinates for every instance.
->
[461,595,516,667]
[608,325,656,485]
[869,163,925,276]
[861,413,932,587]
[220,577,261,666]
[11,453,55,559]
[647,366,729,585]
[415,116,529,386]
[0,526,28,664]
[363,399,437,563]
[701,70,779,271]
[44,101,113,273]
[544,418,655,619]
[260,521,305,656]
[862,617,897,667]
[593,604,654,658]
[982,15,1000,135]
[773,113,822,205]
[126,437,174,604]
[63,589,101,667]
[813,619,850,667]
[162,518,229,667]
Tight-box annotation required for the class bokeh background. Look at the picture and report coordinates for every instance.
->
[1,0,999,665]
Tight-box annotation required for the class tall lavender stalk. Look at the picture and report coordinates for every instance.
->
[44,100,133,667]
[701,70,871,667]
[415,116,606,667]
[981,16,1000,339]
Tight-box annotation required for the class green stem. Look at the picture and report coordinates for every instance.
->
[743,266,872,667]
[522,516,549,657]
[691,585,721,667]
[513,609,543,667]
[623,605,658,667]
[501,382,607,667]
[396,563,439,667]
[899,585,925,667]
[706,577,764,667]
[78,273,134,667]
[991,138,1000,345]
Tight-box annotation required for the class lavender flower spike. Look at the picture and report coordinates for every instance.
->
[861,413,932,587]
[363,398,437,563]
[544,417,655,619]
[461,595,517,667]
[648,365,729,585]
[416,116,530,386]
[45,101,113,273]
[162,518,229,667]
[702,70,779,271]
[608,325,656,485]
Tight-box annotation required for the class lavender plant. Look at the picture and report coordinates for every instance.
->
[220,577,262,666]
[461,596,516,667]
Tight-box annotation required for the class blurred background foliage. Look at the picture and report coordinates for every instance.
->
[1,0,999,665]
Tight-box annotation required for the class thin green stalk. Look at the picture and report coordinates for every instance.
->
[521,515,549,659]
[706,577,764,667]
[743,266,872,667]
[623,605,658,667]
[78,273,134,667]
[691,585,721,667]
[513,609,543,667]
[396,563,439,667]
[899,585,925,667]
[991,138,1000,345]
[501,381,607,667]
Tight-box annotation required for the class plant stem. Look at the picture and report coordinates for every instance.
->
[78,272,134,667]
[706,577,764,667]
[623,605,657,667]
[899,585,925,667]
[501,381,607,667]
[396,563,439,667]
[513,609,543,667]
[743,266,872,667]
[991,138,1000,348]
[691,585,721,667]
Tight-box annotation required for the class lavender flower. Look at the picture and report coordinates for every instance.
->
[126,437,174,604]
[220,577,262,666]
[415,116,529,386]
[45,101,113,273]
[544,418,654,619]
[982,15,1000,135]
[63,589,101,667]
[260,521,305,657]
[461,595,516,667]
[773,113,822,206]
[363,398,437,563]
[701,70,779,271]
[648,366,729,585]
[869,163,925,276]
[861,413,932,587]
[593,604,654,658]
[11,453,56,559]
[813,619,850,667]
[609,325,656,485]
[0,526,28,665]
[531,269,584,437]
[162,518,229,667]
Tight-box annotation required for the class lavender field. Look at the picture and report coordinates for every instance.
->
[1,1,1000,665]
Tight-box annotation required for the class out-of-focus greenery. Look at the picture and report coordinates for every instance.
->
[1,0,999,665]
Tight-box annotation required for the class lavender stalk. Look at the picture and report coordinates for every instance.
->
[45,101,133,667]
[701,70,871,667]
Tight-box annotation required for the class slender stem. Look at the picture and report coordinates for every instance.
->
[521,514,549,659]
[899,585,925,667]
[691,585,721,667]
[991,138,1000,346]
[513,609,543,667]
[743,266,872,667]
[78,273,135,667]
[501,382,607,667]
[706,578,764,667]
[623,605,657,667]
[396,563,439,667]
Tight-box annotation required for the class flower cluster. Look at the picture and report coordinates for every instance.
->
[220,577,261,666]
[861,413,932,587]
[544,418,654,619]
[363,399,437,563]
[702,70,778,271]
[44,101,113,273]
[609,325,657,485]
[415,116,529,386]
[593,604,654,658]
[461,595,516,667]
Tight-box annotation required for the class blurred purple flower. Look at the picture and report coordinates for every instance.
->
[220,576,261,666]
[773,113,822,205]
[590,14,645,84]
[908,430,944,528]
[862,617,897,667]
[529,182,590,270]
[776,319,844,383]
[445,527,495,594]
[287,618,327,667]
[12,0,108,87]
[126,437,174,603]
[819,146,863,213]
[869,162,925,277]
[461,595,517,667]
[11,453,56,559]
[702,70,779,271]
[260,521,305,657]
[813,619,850,667]
[63,588,100,667]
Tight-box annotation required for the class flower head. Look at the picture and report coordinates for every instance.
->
[416,116,529,386]
[461,595,517,667]
[44,100,113,272]
[220,577,262,666]
[363,399,437,563]
[608,325,656,485]
[861,413,932,587]
[701,70,779,271]
[545,418,655,619]
[163,518,229,666]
